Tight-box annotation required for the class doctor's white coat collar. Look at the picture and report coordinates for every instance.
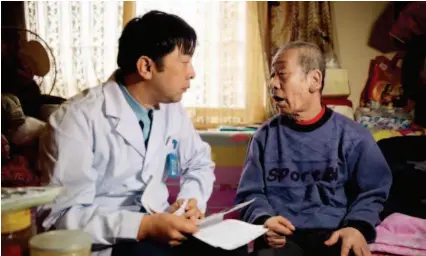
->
[102,73,166,164]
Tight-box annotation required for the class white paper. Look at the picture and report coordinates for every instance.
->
[194,219,267,250]
[219,198,256,215]
[198,198,256,227]
[199,212,224,228]
[141,180,265,250]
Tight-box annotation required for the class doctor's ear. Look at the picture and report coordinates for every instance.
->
[136,56,153,80]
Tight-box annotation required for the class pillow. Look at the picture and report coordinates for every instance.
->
[1,93,26,132]
[322,69,351,97]
[8,117,46,146]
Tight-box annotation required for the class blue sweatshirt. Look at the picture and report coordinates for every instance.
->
[235,108,392,242]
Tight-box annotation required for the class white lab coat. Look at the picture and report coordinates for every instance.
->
[38,74,215,253]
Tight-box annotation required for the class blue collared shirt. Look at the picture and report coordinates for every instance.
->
[119,84,153,145]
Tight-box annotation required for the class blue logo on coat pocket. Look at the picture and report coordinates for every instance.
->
[166,153,179,178]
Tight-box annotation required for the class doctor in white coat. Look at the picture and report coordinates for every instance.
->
[38,11,246,256]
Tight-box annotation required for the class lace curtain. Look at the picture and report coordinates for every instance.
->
[136,1,254,126]
[24,1,268,127]
[24,1,123,98]
[137,1,245,111]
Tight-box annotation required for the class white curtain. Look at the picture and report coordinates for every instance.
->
[136,1,247,110]
[24,1,123,98]
[25,1,266,127]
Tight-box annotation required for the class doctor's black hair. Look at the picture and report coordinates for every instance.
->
[117,10,197,74]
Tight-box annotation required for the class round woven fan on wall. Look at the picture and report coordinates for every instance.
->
[1,26,57,95]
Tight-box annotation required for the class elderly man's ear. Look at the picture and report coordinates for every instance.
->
[308,69,322,93]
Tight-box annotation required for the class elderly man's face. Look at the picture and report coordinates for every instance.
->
[269,48,313,116]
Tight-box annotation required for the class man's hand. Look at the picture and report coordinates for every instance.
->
[169,198,204,221]
[183,198,204,221]
[169,199,185,214]
[263,216,296,248]
[324,227,371,256]
[138,213,199,246]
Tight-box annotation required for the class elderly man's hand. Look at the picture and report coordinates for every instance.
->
[264,216,296,248]
[169,198,204,222]
[324,227,371,256]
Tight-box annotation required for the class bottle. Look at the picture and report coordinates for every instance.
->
[2,209,34,256]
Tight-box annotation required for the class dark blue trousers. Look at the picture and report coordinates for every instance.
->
[111,236,248,256]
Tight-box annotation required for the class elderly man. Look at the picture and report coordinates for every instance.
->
[236,41,392,256]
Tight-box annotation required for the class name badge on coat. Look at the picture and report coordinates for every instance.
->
[166,139,179,178]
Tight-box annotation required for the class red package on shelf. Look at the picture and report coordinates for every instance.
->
[360,54,412,110]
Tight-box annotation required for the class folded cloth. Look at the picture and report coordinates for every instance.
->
[369,213,426,256]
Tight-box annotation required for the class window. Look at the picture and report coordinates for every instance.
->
[25,1,123,98]
[137,1,246,109]
[25,1,267,127]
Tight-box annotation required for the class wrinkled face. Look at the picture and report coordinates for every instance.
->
[150,47,195,103]
[270,48,314,115]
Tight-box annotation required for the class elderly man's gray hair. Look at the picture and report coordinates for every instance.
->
[274,41,326,91]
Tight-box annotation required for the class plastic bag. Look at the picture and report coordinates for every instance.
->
[360,53,408,109]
